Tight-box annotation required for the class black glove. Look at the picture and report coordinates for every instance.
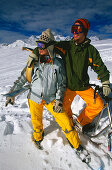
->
[53,100,63,113]
[5,97,15,107]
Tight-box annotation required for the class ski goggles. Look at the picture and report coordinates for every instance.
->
[36,42,46,50]
[71,24,84,34]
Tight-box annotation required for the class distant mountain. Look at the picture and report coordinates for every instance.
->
[0,33,107,48]
[89,36,100,41]
[1,33,71,48]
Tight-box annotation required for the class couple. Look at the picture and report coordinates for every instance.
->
[5,18,111,160]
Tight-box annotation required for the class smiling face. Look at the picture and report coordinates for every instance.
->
[38,48,49,56]
[73,23,86,44]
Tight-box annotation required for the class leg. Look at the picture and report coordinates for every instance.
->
[28,99,44,141]
[76,87,104,126]
[63,88,76,125]
[45,100,81,149]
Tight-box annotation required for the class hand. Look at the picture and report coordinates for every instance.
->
[102,80,111,96]
[27,53,38,67]
[5,97,15,107]
[53,100,63,113]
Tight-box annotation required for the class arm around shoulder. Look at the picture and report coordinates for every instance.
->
[27,47,39,67]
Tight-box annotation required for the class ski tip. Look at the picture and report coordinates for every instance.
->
[1,93,9,97]
[2,93,14,97]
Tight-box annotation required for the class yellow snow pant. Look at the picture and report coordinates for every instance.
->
[28,99,80,149]
[63,88,104,126]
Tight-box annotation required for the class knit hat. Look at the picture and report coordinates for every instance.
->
[36,29,55,59]
[72,18,90,35]
[37,28,55,44]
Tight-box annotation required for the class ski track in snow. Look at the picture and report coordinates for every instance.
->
[0,39,112,170]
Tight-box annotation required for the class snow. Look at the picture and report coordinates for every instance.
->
[0,35,112,170]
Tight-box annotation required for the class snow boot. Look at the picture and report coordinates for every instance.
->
[75,144,91,163]
[32,132,44,150]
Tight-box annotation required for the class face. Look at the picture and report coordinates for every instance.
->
[73,23,86,44]
[38,48,49,56]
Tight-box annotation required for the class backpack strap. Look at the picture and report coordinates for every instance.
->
[26,61,34,83]
[22,47,34,83]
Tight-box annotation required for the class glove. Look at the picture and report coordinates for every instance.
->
[5,96,15,107]
[53,100,63,113]
[27,53,38,67]
[102,80,111,96]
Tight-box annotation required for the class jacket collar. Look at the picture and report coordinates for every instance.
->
[71,38,91,50]
[72,38,91,46]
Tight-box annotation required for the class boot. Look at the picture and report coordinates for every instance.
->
[82,123,95,134]
[32,131,44,150]
[76,144,91,163]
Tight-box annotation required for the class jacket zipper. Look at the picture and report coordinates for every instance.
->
[41,63,44,98]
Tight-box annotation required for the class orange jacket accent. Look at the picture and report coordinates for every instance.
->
[55,46,66,55]
[89,58,100,67]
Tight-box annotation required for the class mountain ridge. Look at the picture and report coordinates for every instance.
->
[0,33,103,48]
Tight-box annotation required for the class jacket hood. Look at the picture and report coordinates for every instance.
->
[36,29,55,60]
[47,45,55,60]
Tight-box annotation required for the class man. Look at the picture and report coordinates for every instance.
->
[54,18,111,133]
[5,29,88,160]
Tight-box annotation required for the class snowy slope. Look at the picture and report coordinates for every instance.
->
[0,35,112,170]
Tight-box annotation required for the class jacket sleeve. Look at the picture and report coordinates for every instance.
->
[54,41,69,58]
[55,59,66,102]
[89,46,110,82]
[32,47,40,56]
[12,48,38,91]
[9,66,28,92]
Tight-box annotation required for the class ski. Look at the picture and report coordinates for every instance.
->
[75,124,112,161]
[3,84,30,98]
[75,144,104,170]
[75,146,91,164]
[74,127,112,170]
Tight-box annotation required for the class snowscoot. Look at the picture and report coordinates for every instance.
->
[81,84,112,151]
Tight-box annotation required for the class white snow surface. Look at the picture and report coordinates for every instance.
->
[0,35,112,170]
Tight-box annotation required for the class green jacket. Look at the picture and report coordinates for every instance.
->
[54,38,110,91]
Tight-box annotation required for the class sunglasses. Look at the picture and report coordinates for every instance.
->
[37,42,47,50]
[71,25,84,34]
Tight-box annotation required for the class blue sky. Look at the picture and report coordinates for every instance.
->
[0,0,112,43]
